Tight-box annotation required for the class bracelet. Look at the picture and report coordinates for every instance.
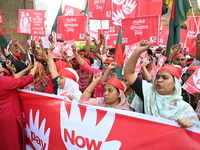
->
[86,88,91,93]
[130,55,138,61]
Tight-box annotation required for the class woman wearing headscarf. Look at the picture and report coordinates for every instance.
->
[45,60,70,94]
[0,61,38,150]
[182,65,199,109]
[47,44,82,100]
[124,40,200,128]
[79,72,130,111]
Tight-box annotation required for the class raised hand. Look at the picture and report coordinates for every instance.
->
[49,43,55,52]
[85,32,90,41]
[140,58,147,68]
[112,9,125,26]
[92,37,98,45]
[13,39,19,46]
[25,109,50,150]
[92,72,103,84]
[170,44,181,55]
[38,39,43,47]
[48,34,54,43]
[60,101,121,150]
[135,40,151,53]
[196,33,200,45]
[108,62,118,69]
[122,0,137,15]
[71,44,77,53]
[31,40,36,49]
[112,0,126,5]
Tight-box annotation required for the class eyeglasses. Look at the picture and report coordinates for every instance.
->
[122,78,127,82]
[103,62,110,66]
[175,58,185,62]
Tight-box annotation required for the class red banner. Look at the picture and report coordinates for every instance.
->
[57,16,87,41]
[17,10,45,36]
[122,15,160,45]
[186,17,200,56]
[0,11,4,24]
[159,26,169,45]
[34,31,51,48]
[110,0,162,34]
[63,5,83,16]
[156,54,167,72]
[88,0,112,20]
[182,67,200,95]
[63,41,75,59]
[98,29,110,44]
[87,29,98,42]
[107,35,117,46]
[180,29,188,49]
[52,42,64,59]
[19,90,200,150]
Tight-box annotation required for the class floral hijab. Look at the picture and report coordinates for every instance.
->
[142,77,200,128]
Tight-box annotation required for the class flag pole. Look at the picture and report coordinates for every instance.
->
[100,20,103,34]
[188,0,200,34]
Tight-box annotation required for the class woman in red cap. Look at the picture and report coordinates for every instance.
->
[79,72,130,111]
[182,65,200,118]
[124,40,199,128]
[48,44,82,101]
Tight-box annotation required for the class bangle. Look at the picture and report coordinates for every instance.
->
[86,88,91,93]
[130,55,138,61]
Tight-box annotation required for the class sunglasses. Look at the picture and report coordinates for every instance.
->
[103,62,110,66]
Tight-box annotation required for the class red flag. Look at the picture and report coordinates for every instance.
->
[0,11,4,24]
[113,28,123,80]
[186,16,200,56]
[114,28,123,67]
[160,26,169,45]
[182,67,200,94]
[56,16,87,41]
[88,0,112,20]
[122,15,160,45]
[17,10,46,36]
[180,29,188,49]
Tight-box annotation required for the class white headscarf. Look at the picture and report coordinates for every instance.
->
[57,68,82,100]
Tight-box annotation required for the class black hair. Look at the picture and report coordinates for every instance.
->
[1,62,12,75]
[84,56,94,64]
[13,61,28,73]
[109,48,116,53]
[147,49,153,56]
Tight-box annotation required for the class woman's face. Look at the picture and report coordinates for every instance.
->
[154,71,175,95]
[103,62,110,71]
[11,64,17,73]
[182,70,194,83]
[57,76,66,89]
[103,84,120,107]
[122,77,130,89]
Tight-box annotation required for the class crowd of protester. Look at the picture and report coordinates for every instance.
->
[1,32,200,149]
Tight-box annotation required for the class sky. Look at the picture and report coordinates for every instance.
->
[35,0,87,29]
